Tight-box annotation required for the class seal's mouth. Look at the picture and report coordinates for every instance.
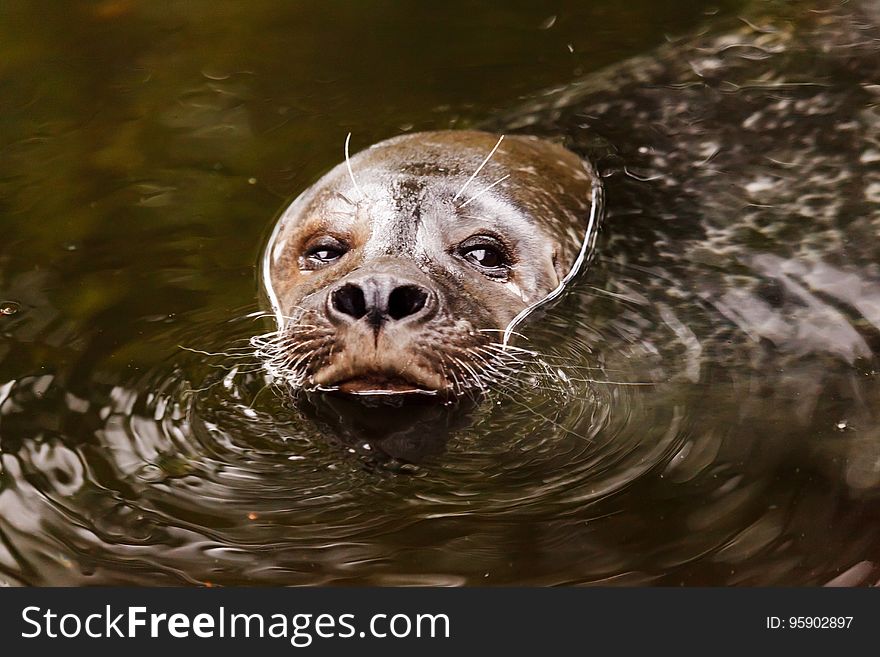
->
[334,374,437,395]
[312,364,446,397]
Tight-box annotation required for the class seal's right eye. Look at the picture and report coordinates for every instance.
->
[300,237,349,270]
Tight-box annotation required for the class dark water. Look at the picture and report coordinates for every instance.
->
[2,0,879,586]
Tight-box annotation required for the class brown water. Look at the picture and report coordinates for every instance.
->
[2,0,880,586]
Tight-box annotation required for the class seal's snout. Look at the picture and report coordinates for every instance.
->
[327,273,436,330]
[308,267,447,394]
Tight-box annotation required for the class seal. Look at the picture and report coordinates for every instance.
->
[260,131,600,395]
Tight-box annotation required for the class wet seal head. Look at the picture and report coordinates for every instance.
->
[259,130,600,397]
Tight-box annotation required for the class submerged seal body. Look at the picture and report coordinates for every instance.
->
[262,0,880,400]
[261,131,597,395]
[492,0,880,379]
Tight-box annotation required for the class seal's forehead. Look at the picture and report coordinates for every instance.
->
[351,132,592,204]
[355,132,593,206]
[294,130,590,202]
[357,131,558,176]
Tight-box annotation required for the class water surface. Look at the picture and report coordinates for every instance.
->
[2,0,879,586]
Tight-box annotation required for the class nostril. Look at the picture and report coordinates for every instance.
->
[388,285,429,320]
[331,284,367,319]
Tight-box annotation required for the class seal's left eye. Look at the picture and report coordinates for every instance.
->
[308,247,344,261]
[301,237,348,270]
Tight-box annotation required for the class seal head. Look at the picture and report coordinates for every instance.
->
[261,130,596,396]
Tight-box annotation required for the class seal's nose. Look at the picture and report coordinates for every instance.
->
[328,274,434,328]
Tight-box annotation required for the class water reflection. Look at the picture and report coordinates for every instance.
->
[300,393,476,466]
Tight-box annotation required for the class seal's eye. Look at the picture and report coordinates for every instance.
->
[301,237,349,270]
[309,247,344,261]
[464,246,503,268]
[456,235,512,278]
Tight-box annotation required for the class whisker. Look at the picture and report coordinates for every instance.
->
[178,345,258,359]
[501,388,592,441]
[478,328,530,340]
[454,356,488,392]
[458,173,510,209]
[344,132,364,199]
[582,285,646,305]
[451,134,505,202]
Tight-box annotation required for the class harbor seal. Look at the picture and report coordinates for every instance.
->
[259,131,599,396]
